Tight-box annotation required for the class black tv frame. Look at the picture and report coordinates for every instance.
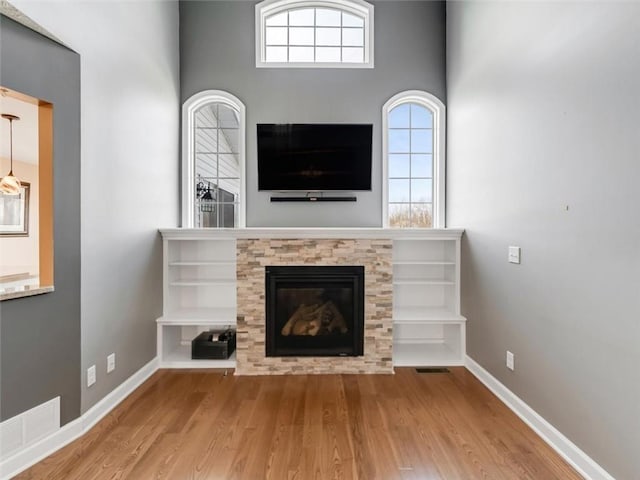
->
[257,123,373,194]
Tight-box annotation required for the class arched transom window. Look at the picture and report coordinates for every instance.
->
[182,91,246,228]
[256,0,374,68]
[383,91,446,228]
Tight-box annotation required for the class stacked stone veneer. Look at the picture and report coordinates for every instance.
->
[236,238,393,375]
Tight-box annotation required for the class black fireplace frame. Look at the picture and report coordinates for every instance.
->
[265,265,365,357]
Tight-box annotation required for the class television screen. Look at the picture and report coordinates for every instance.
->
[257,124,373,191]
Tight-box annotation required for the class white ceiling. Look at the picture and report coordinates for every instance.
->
[0,95,39,165]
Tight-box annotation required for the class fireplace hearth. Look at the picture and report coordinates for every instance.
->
[265,265,365,357]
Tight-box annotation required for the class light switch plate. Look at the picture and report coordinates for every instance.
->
[87,365,96,387]
[508,246,521,264]
[506,351,515,371]
[107,353,115,373]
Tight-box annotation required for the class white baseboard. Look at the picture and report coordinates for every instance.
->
[465,355,615,480]
[81,357,158,433]
[0,357,158,480]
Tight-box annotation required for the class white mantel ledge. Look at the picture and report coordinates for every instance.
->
[159,227,464,241]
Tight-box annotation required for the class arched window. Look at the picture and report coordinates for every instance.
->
[383,90,446,228]
[255,0,374,68]
[182,90,246,228]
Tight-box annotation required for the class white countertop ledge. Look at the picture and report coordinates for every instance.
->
[159,227,465,240]
[0,285,55,302]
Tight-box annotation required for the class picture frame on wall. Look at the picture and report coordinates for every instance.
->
[0,182,30,236]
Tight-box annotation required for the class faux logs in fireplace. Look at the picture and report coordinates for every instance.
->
[265,266,365,357]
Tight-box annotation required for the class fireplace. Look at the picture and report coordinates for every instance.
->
[265,265,365,357]
[236,238,392,375]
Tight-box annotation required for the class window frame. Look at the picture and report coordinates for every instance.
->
[255,0,374,69]
[382,90,446,229]
[181,90,246,228]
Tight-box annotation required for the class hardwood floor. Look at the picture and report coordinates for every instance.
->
[16,368,582,479]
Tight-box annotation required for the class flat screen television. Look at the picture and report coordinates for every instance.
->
[257,124,373,192]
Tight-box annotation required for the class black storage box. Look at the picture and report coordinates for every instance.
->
[191,329,236,360]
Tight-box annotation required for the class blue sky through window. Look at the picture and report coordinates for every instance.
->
[388,101,435,227]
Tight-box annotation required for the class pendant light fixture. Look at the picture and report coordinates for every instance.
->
[0,113,22,195]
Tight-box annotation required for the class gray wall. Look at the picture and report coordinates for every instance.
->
[11,0,180,414]
[180,0,446,227]
[0,15,81,425]
[447,2,640,478]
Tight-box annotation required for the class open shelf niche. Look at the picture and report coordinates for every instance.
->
[392,236,466,366]
[157,235,237,368]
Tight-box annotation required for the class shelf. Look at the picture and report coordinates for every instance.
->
[393,341,463,367]
[170,279,235,286]
[158,307,237,325]
[169,261,235,266]
[162,345,236,369]
[393,307,466,323]
[393,279,455,286]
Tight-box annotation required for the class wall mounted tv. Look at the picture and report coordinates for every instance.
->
[257,124,373,192]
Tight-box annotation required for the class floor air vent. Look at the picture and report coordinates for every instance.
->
[416,367,450,373]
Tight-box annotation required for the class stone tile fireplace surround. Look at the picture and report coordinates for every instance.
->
[236,238,393,375]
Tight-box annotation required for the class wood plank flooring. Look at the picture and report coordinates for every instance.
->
[15,368,582,479]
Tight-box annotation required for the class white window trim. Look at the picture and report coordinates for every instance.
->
[382,90,446,228]
[181,90,246,228]
[255,0,374,69]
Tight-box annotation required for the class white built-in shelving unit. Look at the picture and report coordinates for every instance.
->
[157,233,237,368]
[392,233,466,366]
[157,228,465,369]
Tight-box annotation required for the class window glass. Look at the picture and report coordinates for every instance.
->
[316,9,340,26]
[411,130,432,154]
[193,102,241,228]
[389,179,410,203]
[266,12,288,26]
[290,27,314,45]
[388,154,410,177]
[316,28,341,46]
[258,1,373,67]
[289,46,315,62]
[342,12,364,27]
[386,100,439,228]
[411,154,432,178]
[341,47,363,63]
[389,129,410,153]
[266,27,288,45]
[289,8,314,26]
[389,104,410,128]
[342,28,364,47]
[410,105,432,128]
[316,47,341,62]
[266,47,288,62]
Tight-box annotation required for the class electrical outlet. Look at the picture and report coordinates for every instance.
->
[107,353,115,373]
[508,246,521,264]
[506,351,515,371]
[87,365,96,387]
